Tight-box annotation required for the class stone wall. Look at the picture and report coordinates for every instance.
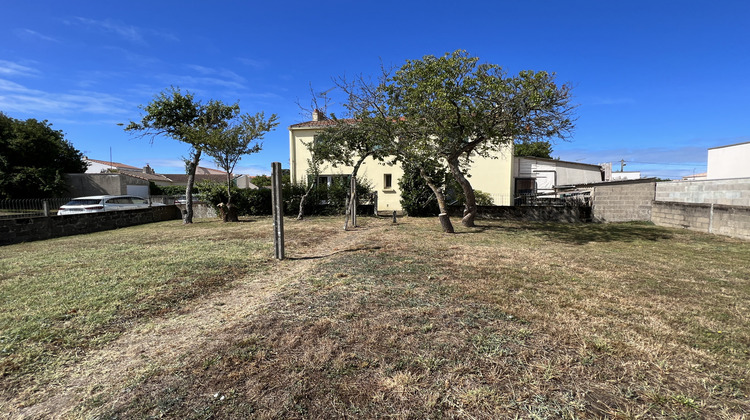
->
[655,178,750,206]
[448,205,591,223]
[0,206,182,246]
[651,201,750,241]
[591,181,656,222]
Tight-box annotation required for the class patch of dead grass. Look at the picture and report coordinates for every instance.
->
[2,216,749,418]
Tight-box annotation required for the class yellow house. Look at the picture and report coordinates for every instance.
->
[288,112,514,213]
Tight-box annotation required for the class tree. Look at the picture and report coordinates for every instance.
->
[0,113,87,199]
[203,111,279,222]
[252,174,272,188]
[296,140,323,220]
[514,140,553,159]
[306,74,395,230]
[125,87,237,223]
[387,50,575,227]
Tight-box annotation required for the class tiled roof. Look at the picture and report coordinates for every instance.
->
[288,119,357,129]
[86,158,140,170]
[120,171,174,183]
[162,174,230,184]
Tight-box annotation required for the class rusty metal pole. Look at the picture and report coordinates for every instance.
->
[271,162,285,260]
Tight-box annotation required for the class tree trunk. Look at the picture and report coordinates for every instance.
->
[297,181,316,220]
[420,168,454,234]
[223,171,238,222]
[343,158,366,231]
[184,148,202,224]
[447,158,476,227]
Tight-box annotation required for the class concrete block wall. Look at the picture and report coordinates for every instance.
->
[656,178,750,207]
[0,206,182,246]
[652,201,750,241]
[591,181,656,222]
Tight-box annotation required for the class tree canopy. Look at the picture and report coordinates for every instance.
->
[203,111,279,222]
[514,140,554,159]
[387,50,575,227]
[0,113,87,199]
[125,87,239,223]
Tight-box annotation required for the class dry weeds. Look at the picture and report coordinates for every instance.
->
[1,216,748,419]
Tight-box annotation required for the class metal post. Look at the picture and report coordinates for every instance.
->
[392,210,397,224]
[43,200,50,217]
[271,162,285,260]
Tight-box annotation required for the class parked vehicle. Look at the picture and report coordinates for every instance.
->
[58,195,155,215]
[174,194,203,205]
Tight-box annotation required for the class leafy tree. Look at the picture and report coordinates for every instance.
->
[398,161,443,217]
[252,174,272,188]
[387,50,575,228]
[203,111,278,222]
[0,113,87,199]
[297,141,323,220]
[311,75,394,229]
[514,140,553,159]
[125,87,237,223]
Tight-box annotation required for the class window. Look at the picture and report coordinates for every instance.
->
[384,174,393,190]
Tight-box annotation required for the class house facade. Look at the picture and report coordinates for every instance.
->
[707,141,750,179]
[289,116,514,213]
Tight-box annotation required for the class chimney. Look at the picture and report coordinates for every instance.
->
[312,109,324,122]
[143,164,154,174]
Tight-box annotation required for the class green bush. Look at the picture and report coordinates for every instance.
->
[149,182,186,196]
[398,162,442,217]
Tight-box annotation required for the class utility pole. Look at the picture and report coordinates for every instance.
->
[619,159,626,172]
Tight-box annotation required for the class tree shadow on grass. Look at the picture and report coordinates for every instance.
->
[472,221,674,245]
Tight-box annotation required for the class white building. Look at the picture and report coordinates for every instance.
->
[513,157,603,196]
[707,141,750,179]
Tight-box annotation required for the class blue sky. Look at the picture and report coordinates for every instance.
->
[1,1,748,179]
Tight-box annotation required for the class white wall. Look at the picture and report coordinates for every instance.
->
[707,142,750,179]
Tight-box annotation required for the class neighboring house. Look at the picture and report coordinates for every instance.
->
[513,157,603,197]
[85,158,141,174]
[289,112,514,213]
[707,141,750,179]
[610,171,642,181]
[66,173,151,198]
[682,172,707,181]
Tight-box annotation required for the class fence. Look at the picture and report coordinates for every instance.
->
[0,198,72,219]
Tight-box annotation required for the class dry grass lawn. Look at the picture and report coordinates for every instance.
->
[1,215,748,419]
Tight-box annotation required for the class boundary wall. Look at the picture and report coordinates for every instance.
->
[0,206,182,246]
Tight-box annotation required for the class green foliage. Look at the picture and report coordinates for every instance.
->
[197,181,272,216]
[386,50,574,219]
[398,162,444,217]
[149,183,187,196]
[514,140,553,159]
[125,87,237,148]
[196,178,374,217]
[252,175,271,188]
[0,113,87,199]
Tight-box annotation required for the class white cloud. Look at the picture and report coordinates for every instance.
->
[0,79,132,116]
[0,60,40,77]
[14,29,59,43]
[70,17,145,43]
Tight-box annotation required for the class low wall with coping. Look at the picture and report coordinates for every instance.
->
[651,201,750,241]
[0,205,182,246]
